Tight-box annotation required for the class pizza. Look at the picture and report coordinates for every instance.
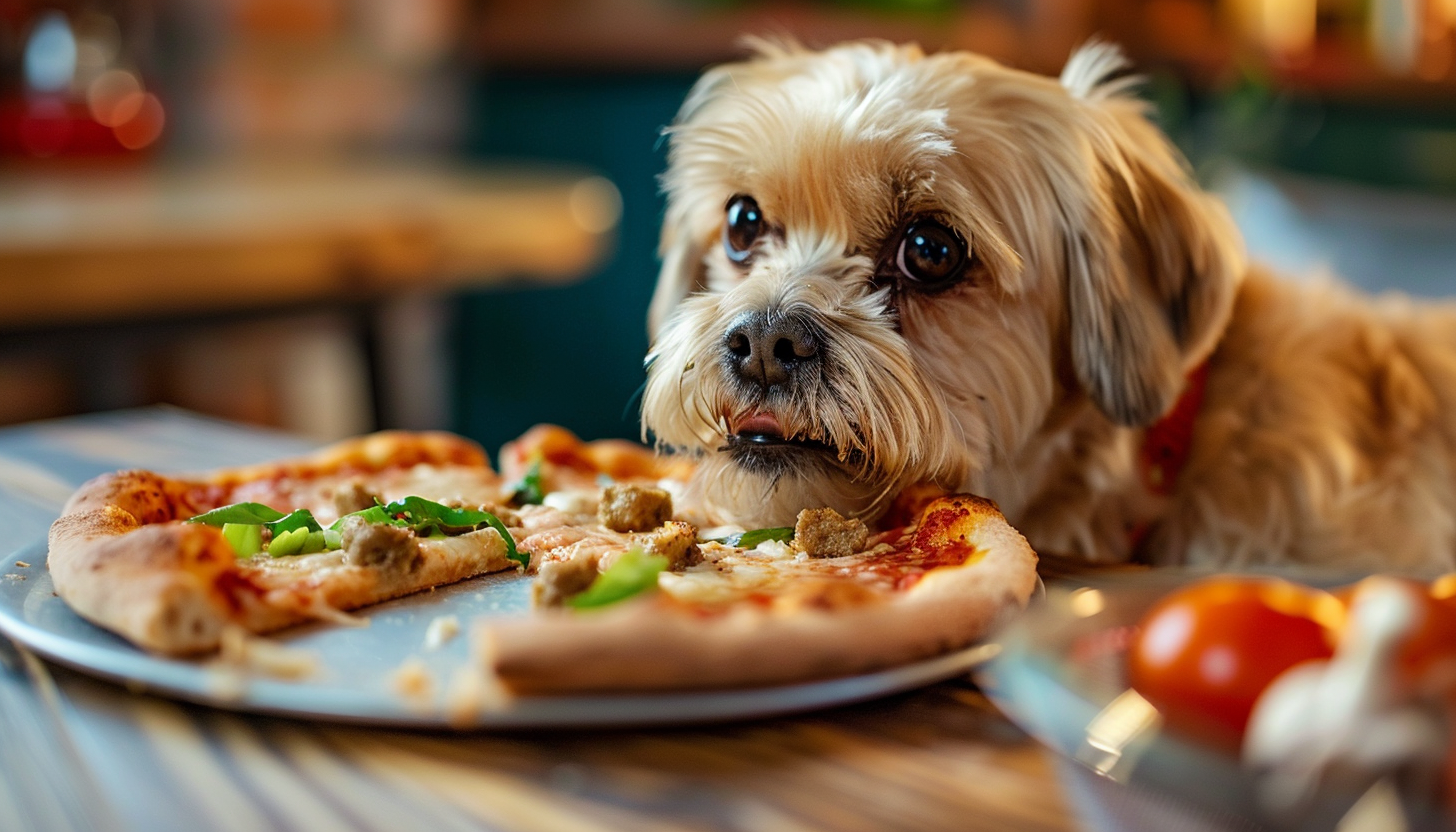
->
[47,425,1039,693]
[47,432,522,655]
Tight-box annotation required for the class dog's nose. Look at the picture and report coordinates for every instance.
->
[723,311,820,388]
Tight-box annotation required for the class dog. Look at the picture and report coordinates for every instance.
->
[640,38,1456,571]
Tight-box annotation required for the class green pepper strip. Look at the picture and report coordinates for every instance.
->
[567,549,667,609]
[221,523,263,557]
[708,527,795,548]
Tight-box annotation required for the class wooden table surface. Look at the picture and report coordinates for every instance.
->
[0,159,619,329]
[0,159,621,436]
[0,408,1082,832]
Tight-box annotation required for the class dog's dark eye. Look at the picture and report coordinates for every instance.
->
[724,195,763,263]
[896,221,966,287]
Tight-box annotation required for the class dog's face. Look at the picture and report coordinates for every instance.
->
[643,40,1245,527]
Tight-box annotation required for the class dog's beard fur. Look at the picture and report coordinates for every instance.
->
[642,39,1243,539]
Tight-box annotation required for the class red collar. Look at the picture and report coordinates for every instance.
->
[1137,362,1209,496]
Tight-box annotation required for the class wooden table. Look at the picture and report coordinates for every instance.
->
[0,160,619,434]
[0,160,618,329]
[0,408,1081,832]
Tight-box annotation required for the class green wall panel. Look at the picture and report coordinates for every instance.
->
[454,70,697,455]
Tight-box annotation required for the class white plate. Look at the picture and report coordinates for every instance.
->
[0,540,997,729]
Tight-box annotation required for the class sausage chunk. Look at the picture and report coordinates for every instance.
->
[533,552,601,608]
[340,516,422,572]
[333,480,382,516]
[633,520,700,570]
[598,484,672,533]
[794,508,869,558]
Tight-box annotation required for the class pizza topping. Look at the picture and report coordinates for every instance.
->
[333,496,528,569]
[332,480,382,516]
[568,549,668,609]
[189,502,323,540]
[189,494,527,569]
[507,456,546,506]
[193,505,334,558]
[339,516,423,572]
[188,502,290,526]
[793,508,869,558]
[274,509,324,535]
[542,489,598,516]
[598,484,672,532]
[754,538,796,560]
[533,551,602,608]
[709,527,795,548]
[268,527,333,558]
[633,520,701,570]
[222,523,264,557]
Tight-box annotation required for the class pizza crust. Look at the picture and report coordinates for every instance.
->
[49,471,238,653]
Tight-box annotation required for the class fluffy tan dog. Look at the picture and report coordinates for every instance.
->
[642,38,1456,570]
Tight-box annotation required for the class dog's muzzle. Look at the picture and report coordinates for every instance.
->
[718,310,847,475]
[722,310,821,391]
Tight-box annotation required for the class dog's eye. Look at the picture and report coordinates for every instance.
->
[896,221,966,287]
[724,195,763,263]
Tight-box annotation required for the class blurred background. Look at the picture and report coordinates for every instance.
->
[1,0,1454,458]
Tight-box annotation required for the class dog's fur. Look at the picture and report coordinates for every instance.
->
[641,39,1456,571]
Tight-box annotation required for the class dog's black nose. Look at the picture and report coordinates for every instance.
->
[723,311,820,388]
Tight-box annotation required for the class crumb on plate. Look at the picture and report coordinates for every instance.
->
[423,615,461,650]
[393,658,433,698]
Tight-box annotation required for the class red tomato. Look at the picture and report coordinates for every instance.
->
[1126,577,1342,750]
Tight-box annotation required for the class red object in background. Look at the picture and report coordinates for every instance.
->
[1127,576,1343,751]
[0,94,163,160]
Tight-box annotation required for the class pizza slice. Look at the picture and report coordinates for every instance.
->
[481,426,1040,693]
[47,432,525,654]
[486,493,1038,693]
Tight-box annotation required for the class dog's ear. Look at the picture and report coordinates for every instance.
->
[1058,42,1245,427]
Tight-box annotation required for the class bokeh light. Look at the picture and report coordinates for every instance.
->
[87,69,143,127]
[23,11,77,94]
[111,93,164,150]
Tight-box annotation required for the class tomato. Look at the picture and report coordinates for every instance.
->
[1126,577,1343,751]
